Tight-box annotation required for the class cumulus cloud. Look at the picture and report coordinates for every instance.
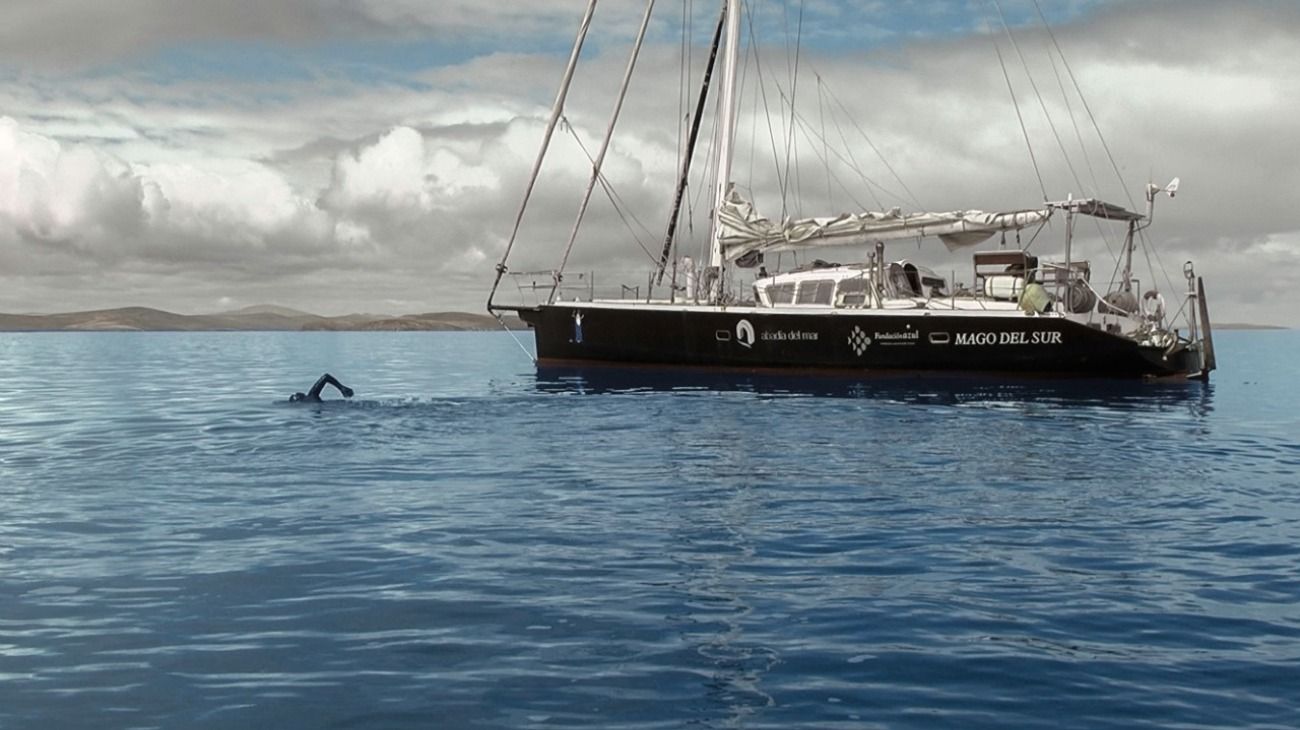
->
[0,119,144,247]
[0,117,344,280]
[326,126,502,213]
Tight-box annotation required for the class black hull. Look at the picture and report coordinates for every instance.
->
[515,304,1201,379]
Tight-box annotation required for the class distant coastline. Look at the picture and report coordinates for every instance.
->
[1213,323,1290,331]
[0,305,525,332]
[0,305,1287,332]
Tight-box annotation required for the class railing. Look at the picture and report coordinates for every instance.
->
[502,269,755,306]
[502,270,595,307]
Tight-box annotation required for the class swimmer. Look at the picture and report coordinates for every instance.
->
[289,373,354,403]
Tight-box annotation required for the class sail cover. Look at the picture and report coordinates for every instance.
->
[717,190,1053,260]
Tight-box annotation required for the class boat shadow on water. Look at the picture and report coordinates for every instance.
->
[534,364,1215,413]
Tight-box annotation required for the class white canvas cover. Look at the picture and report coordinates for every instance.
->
[716,190,1053,261]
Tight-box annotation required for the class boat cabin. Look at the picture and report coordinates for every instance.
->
[753,261,948,309]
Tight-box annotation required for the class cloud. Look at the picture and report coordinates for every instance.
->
[0,97,662,314]
[325,126,501,212]
[0,118,145,247]
[0,1,1296,325]
[0,0,650,69]
[0,116,337,274]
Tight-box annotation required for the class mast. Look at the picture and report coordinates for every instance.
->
[707,0,743,299]
[1122,220,1135,292]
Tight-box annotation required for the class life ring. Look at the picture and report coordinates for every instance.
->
[1142,290,1166,322]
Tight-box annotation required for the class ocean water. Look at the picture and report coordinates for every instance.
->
[1,329,1298,729]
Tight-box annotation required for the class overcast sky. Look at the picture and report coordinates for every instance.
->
[1,0,1296,324]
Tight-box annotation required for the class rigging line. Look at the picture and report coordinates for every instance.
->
[598,176,663,263]
[1138,229,1159,292]
[778,0,792,214]
[817,75,833,210]
[564,122,660,263]
[682,0,697,161]
[1046,48,1101,197]
[685,24,728,226]
[736,6,757,210]
[781,0,806,218]
[779,86,888,199]
[1008,6,1119,270]
[738,22,764,210]
[820,81,922,210]
[786,109,871,212]
[690,77,723,265]
[1151,230,1180,297]
[1102,223,1127,292]
[830,120,888,209]
[771,2,793,216]
[492,313,538,363]
[487,0,597,310]
[1015,1,1119,266]
[656,3,727,284]
[993,41,1048,202]
[579,142,659,244]
[990,0,1084,196]
[1020,219,1049,252]
[746,39,759,194]
[1043,45,1118,262]
[822,79,886,209]
[778,91,907,209]
[1032,0,1177,305]
[553,0,658,295]
[1029,0,1138,212]
[1137,226,1180,302]
[744,4,789,217]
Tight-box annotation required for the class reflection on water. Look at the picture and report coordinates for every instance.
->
[536,364,1215,412]
[665,462,777,727]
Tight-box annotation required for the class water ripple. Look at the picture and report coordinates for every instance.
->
[0,331,1298,728]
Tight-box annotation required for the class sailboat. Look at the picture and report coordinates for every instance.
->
[487,1,1216,380]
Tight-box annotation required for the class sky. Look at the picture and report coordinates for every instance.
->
[1,0,1296,325]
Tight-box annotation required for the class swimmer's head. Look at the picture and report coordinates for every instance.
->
[289,392,307,402]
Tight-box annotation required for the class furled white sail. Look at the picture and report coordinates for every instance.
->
[716,190,1053,261]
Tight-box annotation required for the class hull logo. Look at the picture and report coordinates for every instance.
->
[848,326,872,356]
[736,319,755,349]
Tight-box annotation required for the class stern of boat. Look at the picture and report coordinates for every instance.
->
[1184,263,1216,379]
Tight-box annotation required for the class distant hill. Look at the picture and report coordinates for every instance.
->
[1214,323,1289,330]
[0,305,1281,333]
[0,306,526,332]
[218,304,317,318]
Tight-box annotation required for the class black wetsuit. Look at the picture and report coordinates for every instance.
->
[290,373,354,402]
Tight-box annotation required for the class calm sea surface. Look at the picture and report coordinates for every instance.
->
[1,330,1298,729]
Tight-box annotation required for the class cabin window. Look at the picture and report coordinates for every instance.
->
[836,277,869,307]
[766,282,796,305]
[796,279,835,305]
